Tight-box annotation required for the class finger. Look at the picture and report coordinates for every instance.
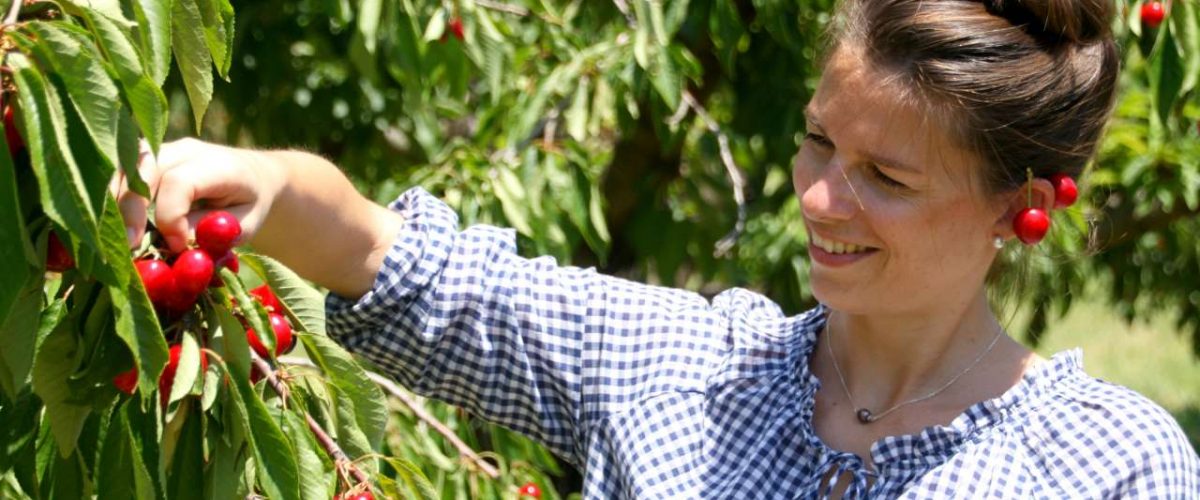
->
[153,160,248,253]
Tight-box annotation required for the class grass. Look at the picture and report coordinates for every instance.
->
[1026,295,1200,454]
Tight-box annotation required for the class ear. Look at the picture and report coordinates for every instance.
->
[992,177,1056,241]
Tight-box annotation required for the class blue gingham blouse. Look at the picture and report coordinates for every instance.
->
[327,188,1200,498]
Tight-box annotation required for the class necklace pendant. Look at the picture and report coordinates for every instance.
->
[855,409,874,424]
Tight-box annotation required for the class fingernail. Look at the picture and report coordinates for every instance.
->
[126,227,138,248]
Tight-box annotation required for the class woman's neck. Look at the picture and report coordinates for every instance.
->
[826,291,1022,411]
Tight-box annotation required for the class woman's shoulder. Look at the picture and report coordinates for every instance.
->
[1015,355,1199,495]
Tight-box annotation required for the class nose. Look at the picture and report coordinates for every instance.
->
[797,157,860,223]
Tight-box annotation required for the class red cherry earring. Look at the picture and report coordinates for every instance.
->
[1013,168,1050,245]
[1048,173,1077,209]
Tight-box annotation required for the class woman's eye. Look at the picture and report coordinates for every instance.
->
[870,164,906,189]
[804,132,832,147]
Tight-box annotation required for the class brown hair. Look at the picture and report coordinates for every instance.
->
[830,0,1120,194]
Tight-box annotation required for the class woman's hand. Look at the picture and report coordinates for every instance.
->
[113,137,404,299]
[114,137,283,252]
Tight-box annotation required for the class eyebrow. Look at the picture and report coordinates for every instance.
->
[804,106,922,175]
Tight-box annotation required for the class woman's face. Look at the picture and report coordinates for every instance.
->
[793,47,1009,316]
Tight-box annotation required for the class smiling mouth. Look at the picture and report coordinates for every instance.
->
[810,232,876,255]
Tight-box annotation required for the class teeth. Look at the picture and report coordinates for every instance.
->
[811,232,868,255]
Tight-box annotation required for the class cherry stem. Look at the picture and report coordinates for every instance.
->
[1025,168,1033,208]
[249,354,371,485]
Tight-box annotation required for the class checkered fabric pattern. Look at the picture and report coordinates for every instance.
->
[327,188,1200,499]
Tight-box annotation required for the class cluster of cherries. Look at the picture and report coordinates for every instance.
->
[111,211,296,396]
[1010,173,1077,245]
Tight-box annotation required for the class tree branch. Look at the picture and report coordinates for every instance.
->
[681,91,747,258]
[250,356,371,485]
[2,0,21,26]
[279,357,502,479]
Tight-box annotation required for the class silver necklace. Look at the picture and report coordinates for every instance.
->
[824,314,1004,424]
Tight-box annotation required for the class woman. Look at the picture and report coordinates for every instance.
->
[118,0,1199,497]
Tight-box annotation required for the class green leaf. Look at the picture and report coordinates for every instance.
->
[43,445,91,498]
[96,402,156,500]
[281,411,335,499]
[218,267,275,357]
[0,276,42,400]
[63,0,127,23]
[203,398,250,500]
[172,0,215,130]
[1171,0,1199,97]
[492,167,534,235]
[223,354,302,500]
[649,43,682,110]
[82,9,170,156]
[566,77,590,142]
[200,365,221,412]
[0,390,42,487]
[207,290,250,380]
[130,0,173,86]
[238,253,327,336]
[0,132,35,347]
[165,403,206,500]
[1149,23,1185,128]
[380,456,438,500]
[196,0,235,78]
[358,0,383,53]
[22,22,122,173]
[168,331,202,404]
[299,333,387,451]
[7,51,104,253]
[31,307,91,459]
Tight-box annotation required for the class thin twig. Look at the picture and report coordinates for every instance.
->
[681,91,747,257]
[280,357,502,479]
[474,0,529,17]
[251,356,372,484]
[2,0,21,26]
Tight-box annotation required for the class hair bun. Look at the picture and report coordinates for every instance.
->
[983,0,1114,44]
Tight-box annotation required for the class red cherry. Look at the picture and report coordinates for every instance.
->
[518,482,542,498]
[1141,1,1165,29]
[249,284,282,312]
[136,259,176,308]
[46,232,75,272]
[195,211,242,257]
[173,249,214,298]
[4,105,23,153]
[113,367,138,395]
[208,250,239,287]
[448,18,464,40]
[1048,174,1078,209]
[341,493,374,500]
[159,344,209,397]
[1012,208,1051,245]
[247,313,293,358]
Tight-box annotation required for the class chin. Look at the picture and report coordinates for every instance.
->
[808,278,865,313]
